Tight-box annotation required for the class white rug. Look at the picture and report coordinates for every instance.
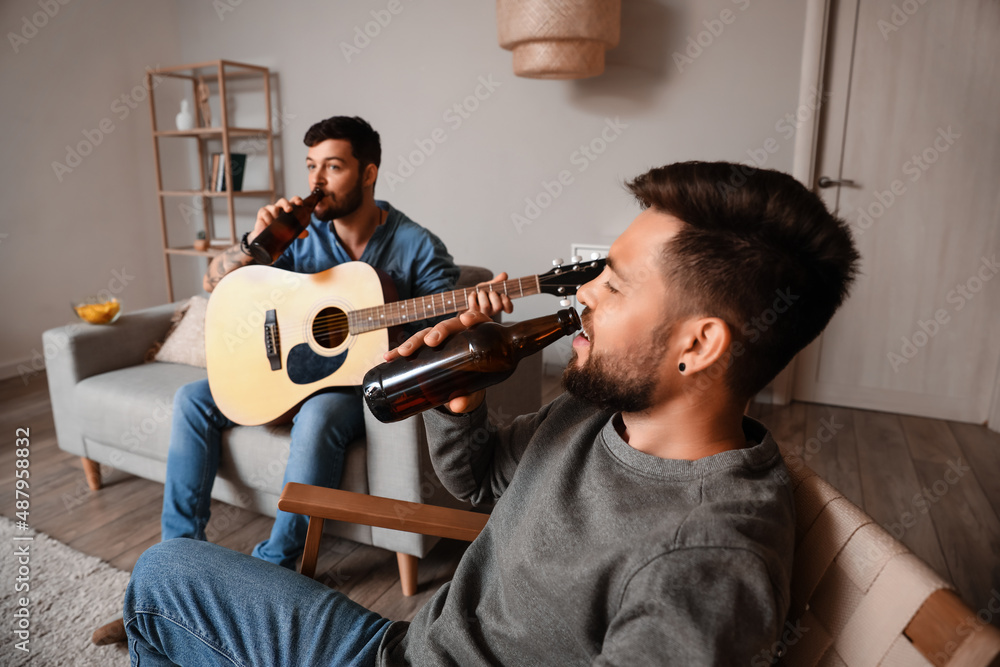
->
[0,517,131,665]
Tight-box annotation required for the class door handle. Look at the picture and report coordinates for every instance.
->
[818,176,857,188]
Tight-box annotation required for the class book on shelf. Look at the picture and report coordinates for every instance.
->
[210,154,221,191]
[209,153,247,192]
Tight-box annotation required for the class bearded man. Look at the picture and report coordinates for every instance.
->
[93,115,512,645]
[120,161,859,665]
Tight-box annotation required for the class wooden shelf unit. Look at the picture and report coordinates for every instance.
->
[146,60,276,301]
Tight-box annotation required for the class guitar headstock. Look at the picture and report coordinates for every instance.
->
[538,254,606,300]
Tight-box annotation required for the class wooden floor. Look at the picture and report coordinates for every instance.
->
[745,399,1000,624]
[0,373,466,622]
[2,373,998,627]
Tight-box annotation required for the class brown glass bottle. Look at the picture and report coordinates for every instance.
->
[247,188,325,264]
[363,308,581,423]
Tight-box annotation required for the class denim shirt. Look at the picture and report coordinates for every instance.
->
[273,200,460,336]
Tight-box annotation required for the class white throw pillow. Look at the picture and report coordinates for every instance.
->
[152,296,208,368]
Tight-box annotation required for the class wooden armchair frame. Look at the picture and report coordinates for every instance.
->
[278,481,1000,665]
[278,483,487,596]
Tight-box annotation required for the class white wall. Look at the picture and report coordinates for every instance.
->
[0,0,810,378]
[0,0,183,380]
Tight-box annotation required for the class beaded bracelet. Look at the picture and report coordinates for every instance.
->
[239,231,253,257]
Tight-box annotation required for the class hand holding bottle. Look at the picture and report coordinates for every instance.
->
[247,188,325,265]
[368,307,580,423]
[252,197,309,242]
[383,309,494,415]
[381,272,516,415]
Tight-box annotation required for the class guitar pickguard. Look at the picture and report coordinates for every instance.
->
[286,343,349,385]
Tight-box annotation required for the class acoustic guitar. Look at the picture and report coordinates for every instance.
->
[205,257,605,425]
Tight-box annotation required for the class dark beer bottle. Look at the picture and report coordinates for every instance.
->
[363,308,581,423]
[247,188,325,265]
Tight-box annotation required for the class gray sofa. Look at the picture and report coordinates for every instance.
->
[43,266,542,587]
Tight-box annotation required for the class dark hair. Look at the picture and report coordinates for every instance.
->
[626,161,859,400]
[303,116,381,169]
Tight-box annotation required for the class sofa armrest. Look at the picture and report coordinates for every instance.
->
[364,400,484,556]
[363,406,430,504]
[43,302,179,385]
[44,302,180,457]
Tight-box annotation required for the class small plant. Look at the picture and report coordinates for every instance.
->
[194,230,209,251]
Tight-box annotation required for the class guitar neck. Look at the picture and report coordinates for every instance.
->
[348,275,543,334]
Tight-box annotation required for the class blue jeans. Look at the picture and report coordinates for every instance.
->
[161,380,365,569]
[125,539,391,666]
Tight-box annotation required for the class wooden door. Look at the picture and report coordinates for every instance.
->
[793,0,1000,423]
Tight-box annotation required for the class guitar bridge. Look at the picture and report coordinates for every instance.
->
[265,310,281,371]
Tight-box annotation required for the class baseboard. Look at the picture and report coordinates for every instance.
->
[795,384,986,425]
[0,354,43,383]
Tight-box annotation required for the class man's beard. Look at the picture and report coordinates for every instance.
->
[561,314,670,413]
[315,172,365,221]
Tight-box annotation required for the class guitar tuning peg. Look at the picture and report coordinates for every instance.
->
[552,258,564,266]
[590,252,602,260]
[570,255,582,263]
[559,298,571,307]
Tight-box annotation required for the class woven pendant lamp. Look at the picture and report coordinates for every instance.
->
[497,0,621,79]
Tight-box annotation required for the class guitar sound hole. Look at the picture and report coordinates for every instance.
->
[312,307,349,349]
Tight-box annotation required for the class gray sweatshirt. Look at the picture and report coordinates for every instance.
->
[378,393,794,666]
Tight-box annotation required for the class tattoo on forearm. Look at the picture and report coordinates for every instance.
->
[205,245,251,289]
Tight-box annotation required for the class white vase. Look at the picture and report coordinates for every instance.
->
[175,99,194,131]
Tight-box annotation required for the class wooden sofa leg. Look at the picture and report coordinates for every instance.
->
[397,553,418,596]
[81,457,102,491]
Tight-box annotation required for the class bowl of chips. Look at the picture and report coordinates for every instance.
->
[72,296,122,325]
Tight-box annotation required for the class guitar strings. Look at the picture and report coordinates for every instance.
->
[269,276,549,345]
[298,283,514,330]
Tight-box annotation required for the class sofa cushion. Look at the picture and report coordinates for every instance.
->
[152,296,208,367]
[218,426,369,500]
[75,363,207,461]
